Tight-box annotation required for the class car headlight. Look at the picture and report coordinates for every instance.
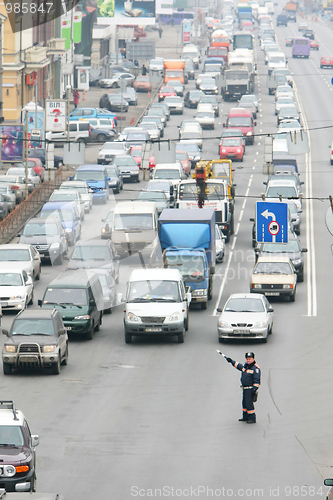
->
[24,268,33,277]
[4,345,16,353]
[219,320,229,328]
[65,228,72,233]
[103,295,110,301]
[3,465,16,477]
[50,242,60,249]
[283,284,293,289]
[43,345,57,352]
[74,315,91,320]
[169,312,180,321]
[192,289,207,296]
[254,321,267,328]
[127,312,140,322]
[236,149,241,153]
[246,131,253,136]
[10,295,23,300]
[293,259,302,265]
[222,149,226,153]
[252,284,262,289]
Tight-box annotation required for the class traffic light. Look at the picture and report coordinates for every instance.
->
[195,166,206,208]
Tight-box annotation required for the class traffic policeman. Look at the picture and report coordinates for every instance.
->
[225,352,261,424]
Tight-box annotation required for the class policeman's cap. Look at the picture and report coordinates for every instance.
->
[245,352,255,358]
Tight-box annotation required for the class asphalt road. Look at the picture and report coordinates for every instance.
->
[1,10,333,500]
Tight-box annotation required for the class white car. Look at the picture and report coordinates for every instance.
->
[0,244,41,280]
[179,125,203,149]
[151,163,186,187]
[49,189,85,221]
[0,269,34,311]
[164,96,184,114]
[139,122,161,140]
[196,73,217,88]
[265,178,302,211]
[7,167,40,192]
[98,141,129,163]
[59,181,93,213]
[275,84,294,102]
[275,96,297,115]
[99,73,135,88]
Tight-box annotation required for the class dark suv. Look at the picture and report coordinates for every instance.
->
[0,401,39,492]
[2,309,68,375]
[18,218,68,265]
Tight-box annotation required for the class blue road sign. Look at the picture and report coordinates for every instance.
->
[256,201,289,243]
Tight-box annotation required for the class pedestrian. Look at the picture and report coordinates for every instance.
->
[142,64,147,75]
[224,351,261,424]
[73,89,80,109]
[158,27,163,38]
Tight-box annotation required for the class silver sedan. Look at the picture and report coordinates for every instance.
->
[217,293,274,343]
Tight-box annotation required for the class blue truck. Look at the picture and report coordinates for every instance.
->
[158,208,216,310]
[237,3,253,20]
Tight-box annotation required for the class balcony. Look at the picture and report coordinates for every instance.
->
[47,38,66,54]
[23,46,50,69]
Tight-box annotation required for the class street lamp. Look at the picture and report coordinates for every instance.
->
[0,13,7,124]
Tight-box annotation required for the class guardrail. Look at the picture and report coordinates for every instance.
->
[0,167,64,243]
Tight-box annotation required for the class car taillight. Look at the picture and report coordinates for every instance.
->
[88,125,91,135]
[11,185,19,190]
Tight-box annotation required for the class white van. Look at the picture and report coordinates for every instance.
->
[267,52,287,75]
[123,268,191,343]
[111,201,159,264]
[182,45,201,69]
[46,121,90,143]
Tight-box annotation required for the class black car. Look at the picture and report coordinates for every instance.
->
[184,90,205,108]
[18,218,68,265]
[254,234,307,282]
[87,127,116,143]
[105,164,123,193]
[107,95,129,113]
[303,30,314,40]
[2,309,68,375]
[0,400,39,491]
[66,239,120,282]
[277,106,300,125]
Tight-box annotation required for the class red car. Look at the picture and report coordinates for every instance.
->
[176,151,191,176]
[133,76,151,93]
[219,137,244,161]
[310,40,319,50]
[320,56,333,68]
[158,86,177,102]
[130,145,155,171]
[14,158,45,181]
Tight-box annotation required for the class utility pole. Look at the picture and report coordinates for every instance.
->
[0,14,7,124]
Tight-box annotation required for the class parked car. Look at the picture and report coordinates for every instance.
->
[98,73,135,88]
[106,94,129,113]
[69,107,117,123]
[0,175,26,203]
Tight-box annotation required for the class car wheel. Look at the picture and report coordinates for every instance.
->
[28,291,33,306]
[269,324,273,335]
[3,363,12,375]
[105,307,112,314]
[51,358,61,375]
[330,159,333,165]
[78,138,86,144]
[290,289,296,302]
[125,332,133,344]
[177,325,185,343]
[261,335,268,343]
[112,82,118,88]
[35,266,41,281]
[85,326,94,340]
[96,133,106,142]
[298,272,304,283]
[114,187,120,194]
[61,346,69,365]
[201,301,207,310]
[185,314,189,331]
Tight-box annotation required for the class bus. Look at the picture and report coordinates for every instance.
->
[211,29,230,51]
[159,10,194,25]
[233,31,254,51]
[292,38,310,58]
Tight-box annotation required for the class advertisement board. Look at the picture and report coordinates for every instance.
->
[182,20,191,44]
[45,100,67,132]
[0,125,24,162]
[97,0,156,25]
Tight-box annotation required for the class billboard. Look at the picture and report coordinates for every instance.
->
[182,20,191,43]
[1,125,24,162]
[45,100,67,132]
[97,0,156,25]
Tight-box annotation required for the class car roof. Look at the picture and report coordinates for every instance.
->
[129,268,182,281]
[15,308,59,319]
[27,217,61,224]
[41,201,77,210]
[73,239,111,247]
[256,255,293,263]
[227,293,265,300]
[0,244,32,250]
[267,178,297,186]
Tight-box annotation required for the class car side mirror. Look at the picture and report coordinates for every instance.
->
[26,278,33,286]
[69,176,73,181]
[186,291,192,303]
[263,181,267,185]
[249,217,254,221]
[268,307,274,312]
[2,329,8,336]
[31,435,39,447]
[300,181,304,185]
[301,248,308,253]
[216,308,222,313]
[38,299,42,306]
[59,328,66,336]
[16,233,21,237]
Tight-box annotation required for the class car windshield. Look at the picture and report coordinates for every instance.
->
[222,139,241,147]
[266,186,297,198]
[114,214,153,230]
[261,240,300,253]
[74,171,105,181]
[137,192,165,201]
[165,254,205,281]
[106,167,118,177]
[224,298,265,312]
[254,262,293,274]
[200,97,216,104]
[40,209,72,222]
[240,95,256,103]
[179,182,226,200]
[165,98,180,104]
[280,107,298,115]
[127,280,180,302]
[176,153,187,160]
[71,245,111,261]
[50,193,77,202]
[61,185,88,194]
[197,112,213,118]
[43,287,88,306]
[11,318,55,335]
[0,273,23,286]
[189,92,202,99]
[114,157,136,166]
[22,223,59,236]
[0,426,25,447]
[0,249,30,261]
[154,169,180,180]
[228,117,252,126]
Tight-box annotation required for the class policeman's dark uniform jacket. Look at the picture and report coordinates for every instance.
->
[227,352,261,423]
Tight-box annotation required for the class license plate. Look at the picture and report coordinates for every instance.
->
[145,327,162,332]
[19,356,38,362]
[1,302,7,307]
[122,174,130,178]
[265,292,280,296]
[233,330,249,334]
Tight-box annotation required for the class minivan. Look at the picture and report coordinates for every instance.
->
[38,271,103,340]
[71,164,109,204]
[45,121,91,144]
[223,108,256,144]
[122,268,191,343]
[111,201,159,264]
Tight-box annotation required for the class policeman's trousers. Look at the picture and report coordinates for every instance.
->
[242,389,256,422]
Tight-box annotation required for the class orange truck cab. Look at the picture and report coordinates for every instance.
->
[164,60,185,85]
[223,108,256,145]
[211,29,230,51]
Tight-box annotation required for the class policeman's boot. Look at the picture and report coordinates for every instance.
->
[247,416,256,424]
[239,412,248,422]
